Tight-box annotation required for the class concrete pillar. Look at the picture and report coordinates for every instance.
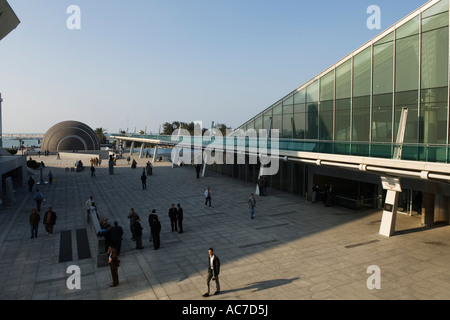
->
[152,145,159,163]
[172,146,180,168]
[129,141,134,157]
[139,143,144,159]
[421,192,435,227]
[434,194,450,224]
[379,190,399,237]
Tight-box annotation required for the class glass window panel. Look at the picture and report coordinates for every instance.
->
[255,116,263,132]
[420,102,448,144]
[294,112,305,139]
[394,104,418,144]
[422,0,449,19]
[336,60,352,99]
[294,89,305,104]
[395,34,419,92]
[374,31,394,45]
[422,87,448,103]
[283,94,294,115]
[319,100,333,140]
[352,96,371,142]
[396,16,419,39]
[306,80,319,103]
[372,93,393,142]
[306,102,318,139]
[283,94,294,106]
[353,47,371,97]
[396,90,419,105]
[373,41,394,95]
[294,103,306,114]
[422,11,449,32]
[272,114,282,132]
[421,27,449,89]
[263,109,272,129]
[335,99,351,141]
[320,70,335,101]
[273,102,282,115]
[282,114,293,138]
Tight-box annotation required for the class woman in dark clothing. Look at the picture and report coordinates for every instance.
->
[149,210,161,250]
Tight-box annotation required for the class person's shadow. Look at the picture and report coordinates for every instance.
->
[221,277,300,294]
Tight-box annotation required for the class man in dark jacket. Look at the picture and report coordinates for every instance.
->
[29,208,40,238]
[176,203,183,233]
[203,248,220,297]
[43,207,57,236]
[149,210,161,250]
[168,204,177,232]
[103,222,124,255]
[134,220,144,249]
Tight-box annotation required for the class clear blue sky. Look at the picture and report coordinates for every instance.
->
[1,0,427,134]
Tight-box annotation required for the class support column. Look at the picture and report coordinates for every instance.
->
[129,141,134,157]
[172,146,180,168]
[139,143,144,159]
[152,145,159,163]
[421,192,435,227]
[434,194,450,224]
[379,190,399,237]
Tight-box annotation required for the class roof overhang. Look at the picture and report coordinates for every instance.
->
[0,0,20,41]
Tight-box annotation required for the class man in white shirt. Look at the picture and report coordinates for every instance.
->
[86,196,94,216]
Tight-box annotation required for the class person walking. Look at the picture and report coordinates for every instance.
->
[107,246,120,287]
[204,187,212,208]
[196,164,201,179]
[86,195,94,216]
[29,208,40,239]
[90,165,96,178]
[168,204,178,232]
[43,207,57,236]
[149,210,161,250]
[134,220,144,249]
[27,176,35,192]
[203,248,220,297]
[177,203,184,233]
[248,193,256,220]
[257,177,264,196]
[34,189,44,212]
[127,208,140,241]
[48,171,53,185]
[312,184,318,203]
[141,169,147,190]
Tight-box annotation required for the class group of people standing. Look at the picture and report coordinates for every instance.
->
[311,183,335,207]
[127,207,164,251]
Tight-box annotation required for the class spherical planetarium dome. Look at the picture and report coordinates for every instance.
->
[41,120,100,152]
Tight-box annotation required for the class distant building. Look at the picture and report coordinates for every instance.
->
[41,120,100,152]
[0,0,23,200]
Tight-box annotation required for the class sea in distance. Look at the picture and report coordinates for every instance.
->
[2,133,43,149]
[1,133,172,156]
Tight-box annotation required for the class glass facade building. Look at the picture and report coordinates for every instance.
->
[238,0,450,164]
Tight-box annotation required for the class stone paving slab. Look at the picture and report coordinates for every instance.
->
[0,153,450,300]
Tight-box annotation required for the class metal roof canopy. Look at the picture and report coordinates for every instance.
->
[0,0,20,42]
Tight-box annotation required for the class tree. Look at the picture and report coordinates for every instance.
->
[160,121,231,136]
[216,123,232,136]
[95,128,108,144]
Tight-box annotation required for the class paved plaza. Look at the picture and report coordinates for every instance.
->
[1,154,450,300]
